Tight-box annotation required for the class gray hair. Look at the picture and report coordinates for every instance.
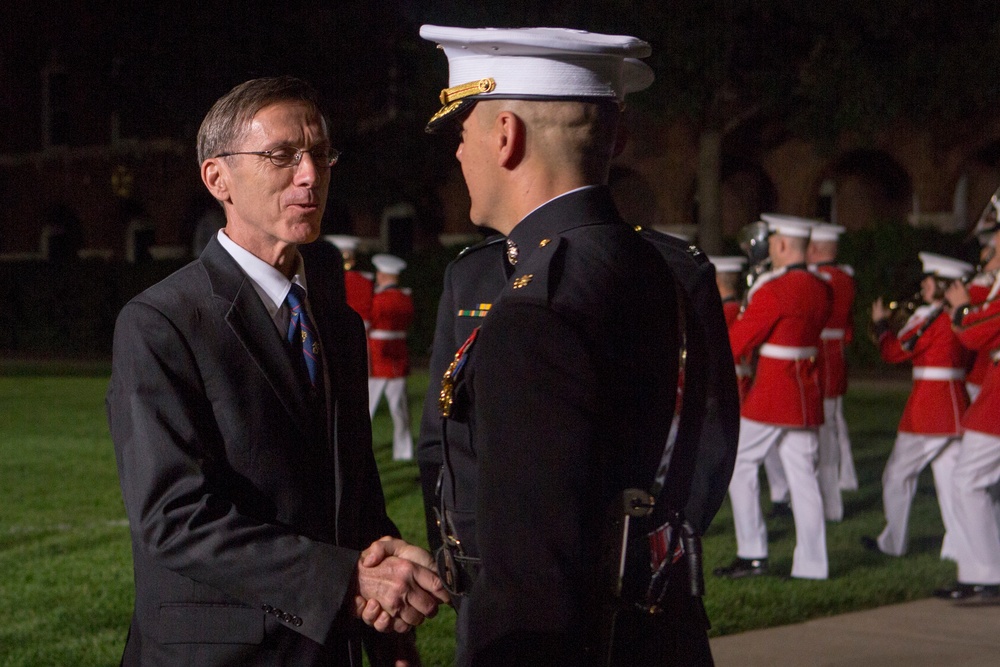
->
[196,76,326,164]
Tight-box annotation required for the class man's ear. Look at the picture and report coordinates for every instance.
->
[201,159,230,204]
[494,111,525,170]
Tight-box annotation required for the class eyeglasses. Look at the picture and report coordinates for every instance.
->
[215,145,341,169]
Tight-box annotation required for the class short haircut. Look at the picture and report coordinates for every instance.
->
[196,76,325,164]
[475,98,620,183]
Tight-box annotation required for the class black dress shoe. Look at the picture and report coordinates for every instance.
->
[713,557,768,579]
[767,502,792,519]
[933,583,1000,600]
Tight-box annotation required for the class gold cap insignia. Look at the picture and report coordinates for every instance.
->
[439,78,496,105]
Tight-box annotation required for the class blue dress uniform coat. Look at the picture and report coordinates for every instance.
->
[107,236,399,666]
[440,187,712,666]
[637,228,740,536]
[416,235,508,551]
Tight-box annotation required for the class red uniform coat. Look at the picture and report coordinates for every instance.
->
[965,273,1000,387]
[730,265,832,427]
[878,304,970,435]
[955,296,1000,436]
[344,270,374,326]
[368,285,414,378]
[814,263,855,398]
[723,296,753,403]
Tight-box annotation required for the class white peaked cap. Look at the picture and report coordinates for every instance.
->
[371,253,407,275]
[918,252,974,280]
[420,25,654,131]
[708,255,748,274]
[809,223,846,242]
[325,235,359,252]
[761,213,819,239]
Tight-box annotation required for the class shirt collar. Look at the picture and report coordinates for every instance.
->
[216,229,308,318]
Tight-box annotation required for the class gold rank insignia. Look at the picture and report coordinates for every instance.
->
[512,274,533,289]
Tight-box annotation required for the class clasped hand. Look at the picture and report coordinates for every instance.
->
[352,536,450,633]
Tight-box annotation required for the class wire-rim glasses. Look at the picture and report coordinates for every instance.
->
[215,145,341,169]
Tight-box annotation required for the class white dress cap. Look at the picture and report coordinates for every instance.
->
[372,253,407,275]
[325,235,359,252]
[420,25,654,131]
[760,213,819,239]
[918,252,974,280]
[708,255,748,274]
[809,223,846,242]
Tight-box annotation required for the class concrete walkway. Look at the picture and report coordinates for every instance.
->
[710,597,1000,666]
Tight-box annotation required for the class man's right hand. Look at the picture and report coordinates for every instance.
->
[352,537,449,633]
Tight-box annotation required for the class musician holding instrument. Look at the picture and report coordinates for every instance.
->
[808,223,859,499]
[861,252,973,559]
[963,188,1000,402]
[935,212,1000,601]
[715,214,833,581]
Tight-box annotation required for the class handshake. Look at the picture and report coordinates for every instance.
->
[352,536,451,633]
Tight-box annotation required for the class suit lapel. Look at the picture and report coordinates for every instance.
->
[201,237,312,430]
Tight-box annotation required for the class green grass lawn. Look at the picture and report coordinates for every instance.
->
[0,369,955,666]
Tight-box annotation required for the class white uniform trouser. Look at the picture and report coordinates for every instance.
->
[729,418,828,579]
[763,447,789,504]
[876,432,958,559]
[368,377,413,461]
[828,396,858,491]
[951,430,1000,584]
[764,399,844,522]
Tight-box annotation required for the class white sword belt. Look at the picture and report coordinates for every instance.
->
[758,343,818,360]
[912,366,965,381]
[368,330,407,340]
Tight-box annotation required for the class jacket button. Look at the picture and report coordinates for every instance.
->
[292,616,303,627]
[261,604,273,613]
[281,612,292,623]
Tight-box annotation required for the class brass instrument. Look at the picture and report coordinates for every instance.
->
[736,221,772,292]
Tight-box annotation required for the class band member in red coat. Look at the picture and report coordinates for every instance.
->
[710,255,752,403]
[328,234,374,329]
[964,193,1000,402]
[368,253,416,461]
[809,223,858,521]
[715,214,833,580]
[936,221,1000,601]
[862,252,973,560]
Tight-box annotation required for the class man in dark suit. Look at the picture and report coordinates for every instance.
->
[106,76,446,666]
[413,25,715,666]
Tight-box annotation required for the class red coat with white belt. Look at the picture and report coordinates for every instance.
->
[814,263,855,398]
[344,270,374,328]
[878,304,970,435]
[730,265,832,427]
[368,285,414,378]
[965,272,1000,388]
[954,296,1000,436]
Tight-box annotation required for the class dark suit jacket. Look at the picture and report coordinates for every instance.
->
[107,236,397,665]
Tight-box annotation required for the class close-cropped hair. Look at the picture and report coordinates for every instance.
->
[476,98,620,182]
[197,76,325,164]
